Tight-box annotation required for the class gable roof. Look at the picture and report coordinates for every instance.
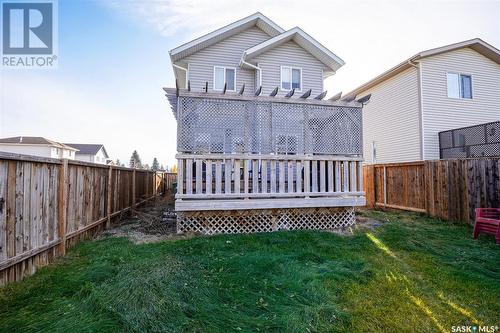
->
[0,136,78,150]
[344,38,500,99]
[241,27,345,75]
[64,143,109,158]
[170,12,284,63]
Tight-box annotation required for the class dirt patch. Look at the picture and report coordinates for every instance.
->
[327,215,384,236]
[101,197,197,244]
[355,215,385,231]
[101,198,384,242]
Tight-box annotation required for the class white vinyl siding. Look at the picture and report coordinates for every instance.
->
[183,27,271,94]
[0,145,76,159]
[359,67,422,164]
[420,47,500,160]
[253,41,326,97]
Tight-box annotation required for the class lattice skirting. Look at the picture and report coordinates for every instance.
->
[176,207,355,235]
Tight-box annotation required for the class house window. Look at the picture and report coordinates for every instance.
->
[447,73,472,99]
[214,66,236,91]
[281,66,301,91]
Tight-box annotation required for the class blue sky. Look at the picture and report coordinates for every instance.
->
[2,0,184,167]
[1,0,499,167]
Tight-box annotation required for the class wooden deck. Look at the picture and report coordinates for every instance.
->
[176,153,365,211]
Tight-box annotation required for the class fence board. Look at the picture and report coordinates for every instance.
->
[364,158,500,224]
[0,153,170,286]
[0,162,7,263]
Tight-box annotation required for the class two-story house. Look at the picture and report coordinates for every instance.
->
[165,13,366,235]
[344,38,500,164]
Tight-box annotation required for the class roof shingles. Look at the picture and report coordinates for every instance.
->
[0,136,77,150]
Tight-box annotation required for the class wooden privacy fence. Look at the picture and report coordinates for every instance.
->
[364,158,499,224]
[0,152,169,285]
[163,172,177,192]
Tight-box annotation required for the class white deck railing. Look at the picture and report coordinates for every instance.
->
[176,153,365,211]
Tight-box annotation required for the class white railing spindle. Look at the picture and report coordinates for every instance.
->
[174,154,364,205]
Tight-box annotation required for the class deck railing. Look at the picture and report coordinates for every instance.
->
[176,153,365,211]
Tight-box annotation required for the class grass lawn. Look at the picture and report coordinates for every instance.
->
[0,210,499,333]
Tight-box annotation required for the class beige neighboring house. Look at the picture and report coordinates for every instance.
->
[0,136,77,159]
[344,38,500,164]
[64,144,110,164]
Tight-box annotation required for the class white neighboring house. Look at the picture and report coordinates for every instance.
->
[0,136,78,159]
[344,38,500,164]
[64,144,110,164]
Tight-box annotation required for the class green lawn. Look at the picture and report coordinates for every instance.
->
[0,210,499,333]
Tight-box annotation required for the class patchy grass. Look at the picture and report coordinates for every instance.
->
[0,211,499,332]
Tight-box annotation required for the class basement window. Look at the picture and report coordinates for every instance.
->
[447,73,472,99]
[214,66,236,91]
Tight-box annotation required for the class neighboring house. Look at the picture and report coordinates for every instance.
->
[169,12,344,98]
[0,136,77,159]
[165,13,366,235]
[344,38,500,164]
[64,143,110,164]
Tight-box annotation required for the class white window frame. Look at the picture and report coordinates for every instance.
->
[446,72,473,100]
[280,66,302,92]
[213,66,237,92]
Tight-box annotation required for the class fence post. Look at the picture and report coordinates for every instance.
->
[57,159,68,255]
[383,165,387,208]
[363,165,375,209]
[154,171,157,197]
[106,165,113,229]
[423,161,429,215]
[132,169,136,208]
[165,172,168,194]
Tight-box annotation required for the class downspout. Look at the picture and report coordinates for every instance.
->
[240,56,262,89]
[172,63,188,89]
[408,58,425,161]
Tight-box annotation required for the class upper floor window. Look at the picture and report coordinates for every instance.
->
[281,66,301,91]
[214,66,236,91]
[447,73,472,99]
